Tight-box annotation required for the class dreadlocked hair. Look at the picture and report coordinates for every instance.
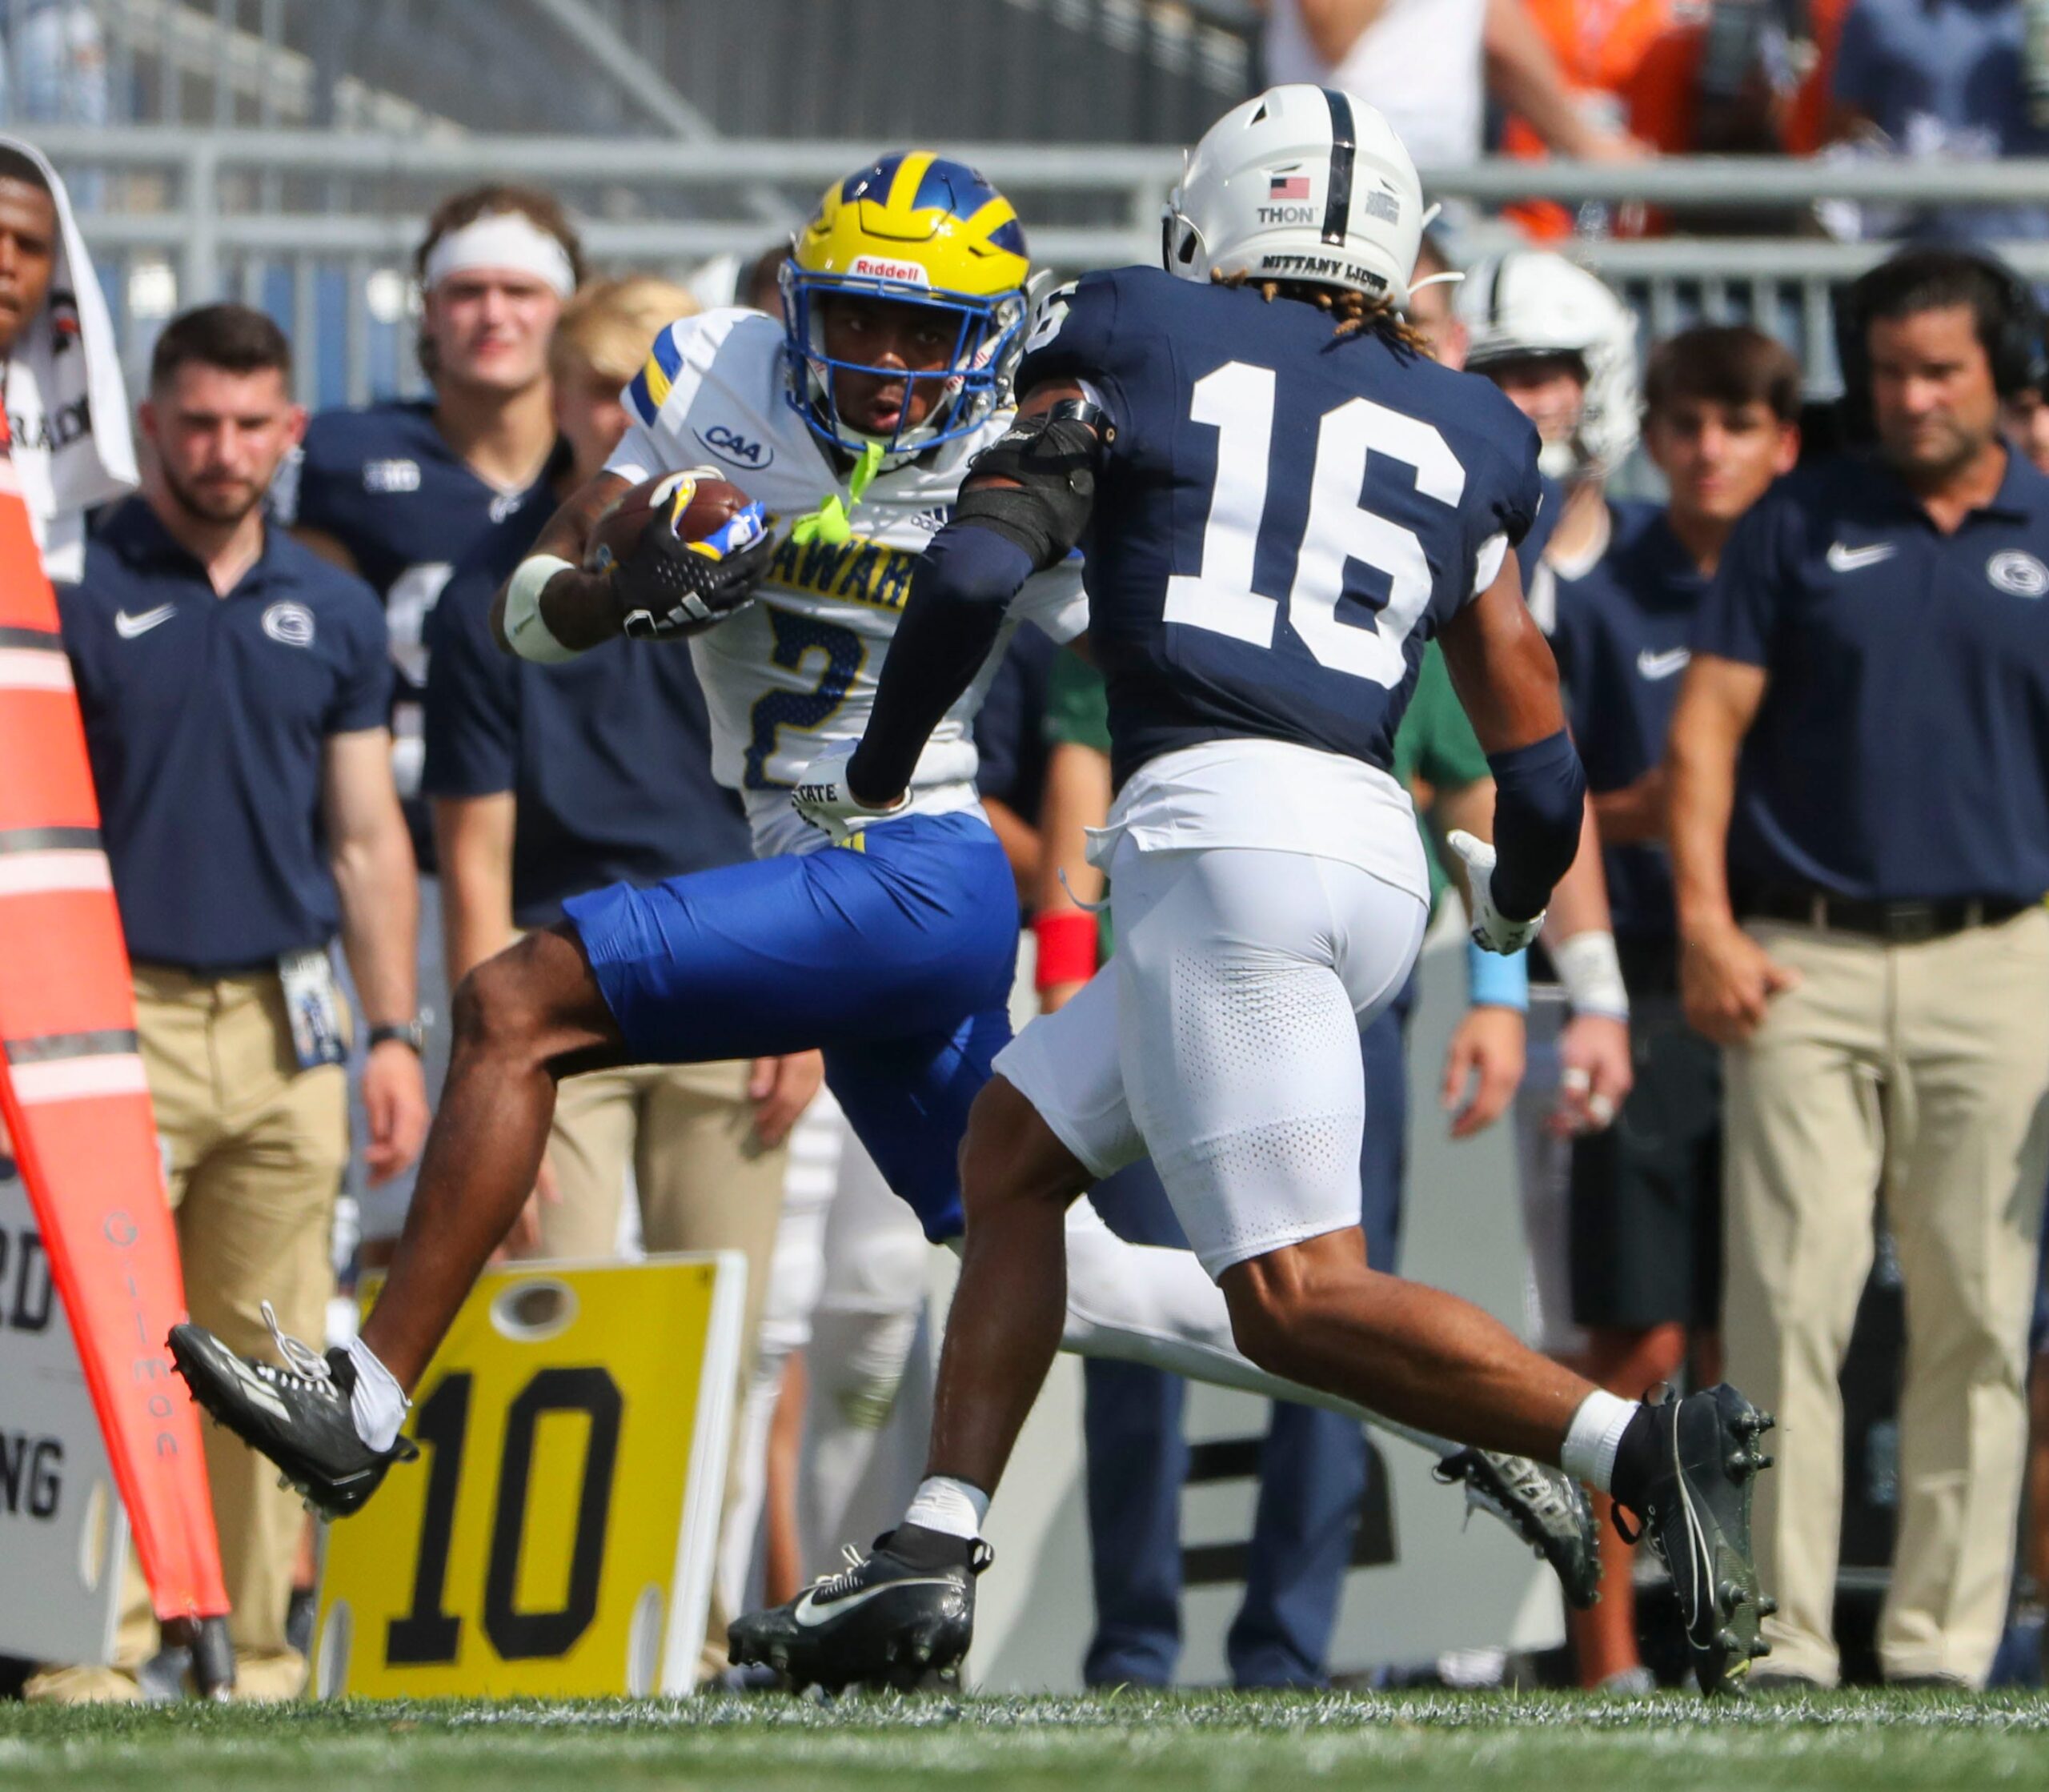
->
[1213,270,1428,353]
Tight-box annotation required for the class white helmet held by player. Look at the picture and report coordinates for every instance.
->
[1458,251,1639,483]
[1162,83,1432,309]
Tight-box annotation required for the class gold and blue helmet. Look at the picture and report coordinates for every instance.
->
[782,151,1031,462]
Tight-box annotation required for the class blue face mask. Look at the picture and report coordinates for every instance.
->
[780,269,1026,463]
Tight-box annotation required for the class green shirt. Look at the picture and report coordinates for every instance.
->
[1392,643,1490,904]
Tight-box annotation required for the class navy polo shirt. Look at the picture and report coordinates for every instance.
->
[58,498,392,971]
[1550,500,1706,944]
[421,515,751,929]
[973,623,1057,824]
[1694,449,2049,905]
[280,400,570,839]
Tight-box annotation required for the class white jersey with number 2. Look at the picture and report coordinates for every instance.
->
[606,307,1084,859]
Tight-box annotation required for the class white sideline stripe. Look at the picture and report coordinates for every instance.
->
[0,648,73,692]
[7,1053,150,1104]
[0,850,112,896]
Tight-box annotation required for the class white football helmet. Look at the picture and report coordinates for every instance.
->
[1163,83,1430,307]
[1457,251,1640,483]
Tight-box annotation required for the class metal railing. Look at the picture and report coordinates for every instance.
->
[33,125,2049,406]
[14,1,1254,139]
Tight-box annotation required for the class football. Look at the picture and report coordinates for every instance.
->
[583,467,753,581]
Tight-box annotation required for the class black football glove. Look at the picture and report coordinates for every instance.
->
[614,500,774,640]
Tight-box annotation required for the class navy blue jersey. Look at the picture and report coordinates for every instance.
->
[972,620,1057,824]
[60,500,391,970]
[282,400,568,812]
[1019,268,1542,788]
[1549,501,1705,942]
[422,509,751,929]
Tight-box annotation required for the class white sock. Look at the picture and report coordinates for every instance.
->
[1560,1389,1639,1493]
[902,1475,988,1541]
[345,1336,410,1453]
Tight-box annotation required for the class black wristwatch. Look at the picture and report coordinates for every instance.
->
[367,1020,427,1054]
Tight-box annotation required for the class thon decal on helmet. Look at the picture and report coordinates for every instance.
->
[1457,251,1640,484]
[1161,82,1433,308]
[781,151,1032,464]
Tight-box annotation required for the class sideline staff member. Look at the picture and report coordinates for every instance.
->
[1670,249,2049,1690]
[46,305,428,1698]
[1550,323,1802,1692]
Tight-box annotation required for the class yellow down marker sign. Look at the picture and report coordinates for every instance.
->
[315,1253,744,1697]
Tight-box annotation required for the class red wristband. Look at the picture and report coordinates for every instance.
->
[1033,908,1099,992]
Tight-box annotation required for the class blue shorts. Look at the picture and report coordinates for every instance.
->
[563,811,1018,1241]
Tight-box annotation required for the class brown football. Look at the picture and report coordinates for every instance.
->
[583,467,752,578]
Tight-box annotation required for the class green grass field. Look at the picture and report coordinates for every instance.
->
[4,1690,2047,1792]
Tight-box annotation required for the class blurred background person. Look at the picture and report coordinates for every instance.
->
[0,136,133,580]
[37,303,424,1700]
[2004,355,2049,474]
[1671,247,2049,1689]
[278,183,579,1258]
[422,273,820,1678]
[1824,0,2049,245]
[1454,248,1637,1365]
[1547,323,1802,1690]
[1257,0,1648,182]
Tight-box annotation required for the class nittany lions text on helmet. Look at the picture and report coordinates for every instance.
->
[779,151,1033,467]
[1457,251,1640,485]
[1161,82,1431,308]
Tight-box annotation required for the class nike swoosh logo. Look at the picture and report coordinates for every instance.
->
[1636,647,1690,680]
[1826,541,1897,573]
[114,603,178,638]
[790,1577,958,1628]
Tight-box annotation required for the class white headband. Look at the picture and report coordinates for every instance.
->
[423,211,576,298]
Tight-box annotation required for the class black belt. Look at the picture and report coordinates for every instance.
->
[1738,890,2031,944]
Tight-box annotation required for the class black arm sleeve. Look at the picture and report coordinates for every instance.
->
[845,520,1037,806]
[1486,729,1587,921]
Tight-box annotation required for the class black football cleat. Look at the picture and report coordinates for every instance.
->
[1437,1447,1602,1611]
[1618,1384,1776,1697]
[168,1305,416,1519]
[728,1527,989,1694]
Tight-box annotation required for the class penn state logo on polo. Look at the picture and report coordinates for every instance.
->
[262,600,317,647]
[1987,550,2049,599]
[693,423,775,471]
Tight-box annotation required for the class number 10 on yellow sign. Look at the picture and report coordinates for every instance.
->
[315,1253,745,1697]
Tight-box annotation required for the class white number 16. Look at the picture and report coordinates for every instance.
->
[1163,361,1467,689]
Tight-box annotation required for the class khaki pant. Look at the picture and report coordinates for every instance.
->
[30,964,347,1702]
[1722,908,2049,1686]
[540,1059,788,1678]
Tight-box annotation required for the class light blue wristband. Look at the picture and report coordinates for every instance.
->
[1466,940,1530,1012]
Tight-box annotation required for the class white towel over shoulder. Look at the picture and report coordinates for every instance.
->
[2,134,135,582]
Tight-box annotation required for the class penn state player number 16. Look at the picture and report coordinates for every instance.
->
[1166,360,1471,684]
[750,82,1777,1705]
